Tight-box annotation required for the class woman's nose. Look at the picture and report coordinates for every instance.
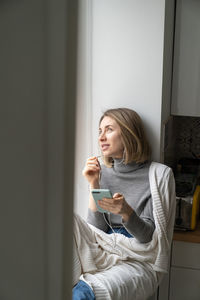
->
[99,131,106,141]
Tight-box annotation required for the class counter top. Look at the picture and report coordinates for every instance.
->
[173,221,200,243]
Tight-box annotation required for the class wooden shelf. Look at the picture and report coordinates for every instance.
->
[173,221,200,243]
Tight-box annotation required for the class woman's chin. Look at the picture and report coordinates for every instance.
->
[102,150,110,157]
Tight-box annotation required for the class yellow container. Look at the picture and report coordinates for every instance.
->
[191,185,200,230]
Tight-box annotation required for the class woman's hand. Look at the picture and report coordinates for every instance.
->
[82,156,101,187]
[98,193,133,222]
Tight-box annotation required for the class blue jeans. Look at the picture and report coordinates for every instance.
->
[107,226,133,238]
[73,280,95,300]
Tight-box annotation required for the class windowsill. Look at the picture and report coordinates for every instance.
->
[173,221,200,244]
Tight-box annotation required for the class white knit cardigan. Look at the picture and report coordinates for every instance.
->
[73,162,176,296]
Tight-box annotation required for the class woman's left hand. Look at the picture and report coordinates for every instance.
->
[98,193,133,222]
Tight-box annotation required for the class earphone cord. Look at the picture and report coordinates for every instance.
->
[103,213,133,251]
[103,213,116,248]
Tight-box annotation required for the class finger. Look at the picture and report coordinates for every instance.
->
[85,161,100,168]
[88,156,98,162]
[87,161,100,167]
[95,157,101,168]
[98,200,119,214]
[89,156,100,163]
[98,200,113,210]
[100,198,118,208]
[85,166,100,173]
[113,193,122,198]
[82,166,99,175]
[88,156,97,160]
[87,157,99,163]
[99,199,123,213]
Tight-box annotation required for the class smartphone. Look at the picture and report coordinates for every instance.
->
[91,189,112,213]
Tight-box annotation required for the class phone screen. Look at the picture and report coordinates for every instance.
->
[91,189,112,213]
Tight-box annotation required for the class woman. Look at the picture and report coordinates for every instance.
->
[73,108,176,300]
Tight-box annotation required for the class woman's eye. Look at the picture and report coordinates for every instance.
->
[107,127,113,132]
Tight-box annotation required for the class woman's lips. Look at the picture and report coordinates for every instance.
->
[101,144,110,151]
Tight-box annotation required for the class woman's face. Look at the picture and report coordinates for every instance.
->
[99,116,124,159]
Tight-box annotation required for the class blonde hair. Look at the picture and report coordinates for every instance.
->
[99,108,151,167]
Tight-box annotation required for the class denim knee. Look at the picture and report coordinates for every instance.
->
[73,280,95,300]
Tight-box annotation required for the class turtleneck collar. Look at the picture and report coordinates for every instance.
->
[113,158,146,173]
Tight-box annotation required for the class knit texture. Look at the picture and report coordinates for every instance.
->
[87,159,155,243]
[73,162,176,299]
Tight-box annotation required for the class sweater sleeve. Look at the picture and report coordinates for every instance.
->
[123,195,155,243]
[87,208,109,232]
[123,211,155,243]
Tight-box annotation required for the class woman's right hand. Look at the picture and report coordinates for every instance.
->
[82,156,101,187]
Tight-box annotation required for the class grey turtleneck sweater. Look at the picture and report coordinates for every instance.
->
[87,159,155,243]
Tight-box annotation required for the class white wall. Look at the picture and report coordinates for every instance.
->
[75,0,172,219]
[91,0,166,157]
